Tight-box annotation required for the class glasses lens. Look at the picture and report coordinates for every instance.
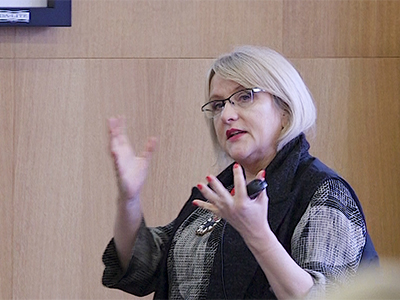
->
[201,88,257,119]
[232,89,253,108]
[202,100,224,118]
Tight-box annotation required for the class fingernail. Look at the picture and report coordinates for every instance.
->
[197,184,203,190]
[234,163,239,169]
[262,170,266,179]
[192,201,199,207]
[206,176,212,183]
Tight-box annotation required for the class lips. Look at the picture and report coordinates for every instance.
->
[226,128,247,140]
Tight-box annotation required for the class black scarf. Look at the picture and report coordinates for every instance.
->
[154,134,378,299]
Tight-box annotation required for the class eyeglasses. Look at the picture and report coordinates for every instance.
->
[201,88,265,119]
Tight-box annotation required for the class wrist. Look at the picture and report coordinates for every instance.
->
[117,195,141,211]
[115,196,143,228]
[242,223,278,255]
[118,192,139,203]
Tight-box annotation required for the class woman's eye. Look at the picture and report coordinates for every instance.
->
[236,91,252,103]
[212,101,225,111]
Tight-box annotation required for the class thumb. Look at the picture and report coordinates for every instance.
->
[142,137,158,161]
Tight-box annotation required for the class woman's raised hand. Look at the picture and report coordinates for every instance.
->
[108,117,157,202]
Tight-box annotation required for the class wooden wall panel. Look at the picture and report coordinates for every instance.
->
[284,0,400,58]
[1,0,399,299]
[346,59,400,257]
[13,0,283,59]
[291,59,352,170]
[13,60,87,298]
[80,58,216,299]
[0,28,15,58]
[0,60,13,300]
[12,58,215,299]
[294,58,400,257]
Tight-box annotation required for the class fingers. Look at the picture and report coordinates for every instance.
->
[108,116,126,137]
[254,169,268,202]
[196,165,267,205]
[195,164,250,206]
[194,170,239,214]
[256,169,266,181]
[107,116,158,161]
[205,175,232,201]
[233,163,247,198]
[108,116,127,155]
[194,177,222,204]
[194,166,270,225]
[192,199,219,214]
[141,137,158,161]
[194,181,224,216]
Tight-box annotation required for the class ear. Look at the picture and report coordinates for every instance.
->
[281,111,289,129]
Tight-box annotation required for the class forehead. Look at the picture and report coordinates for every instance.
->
[209,74,243,100]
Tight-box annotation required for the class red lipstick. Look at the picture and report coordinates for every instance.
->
[226,128,247,140]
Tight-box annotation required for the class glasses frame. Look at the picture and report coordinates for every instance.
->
[201,87,265,119]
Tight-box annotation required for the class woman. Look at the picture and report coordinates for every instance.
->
[102,46,378,299]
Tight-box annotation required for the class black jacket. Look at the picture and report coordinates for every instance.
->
[153,134,378,299]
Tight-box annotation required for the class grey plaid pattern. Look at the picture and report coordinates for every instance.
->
[102,179,366,299]
[168,208,223,299]
[292,179,366,298]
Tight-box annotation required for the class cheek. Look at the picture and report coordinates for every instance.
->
[213,120,225,144]
[252,109,282,138]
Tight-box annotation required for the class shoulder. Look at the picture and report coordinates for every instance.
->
[312,179,358,207]
[292,178,367,286]
[306,178,366,229]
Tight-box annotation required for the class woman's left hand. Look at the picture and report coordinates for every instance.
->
[193,163,271,238]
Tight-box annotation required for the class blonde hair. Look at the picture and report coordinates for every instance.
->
[205,46,316,167]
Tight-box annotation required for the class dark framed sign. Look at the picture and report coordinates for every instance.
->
[0,0,71,27]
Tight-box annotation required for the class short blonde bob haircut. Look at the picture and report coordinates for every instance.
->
[205,46,316,164]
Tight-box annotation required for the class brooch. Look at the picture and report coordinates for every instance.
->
[196,215,221,236]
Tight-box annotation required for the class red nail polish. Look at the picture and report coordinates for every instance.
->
[262,170,266,179]
[206,176,212,183]
[234,163,239,169]
[192,201,199,207]
[197,184,203,190]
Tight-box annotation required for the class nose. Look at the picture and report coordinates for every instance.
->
[220,100,239,123]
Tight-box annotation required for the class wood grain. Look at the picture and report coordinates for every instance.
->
[14,0,283,59]
[0,28,15,58]
[1,0,399,298]
[13,59,86,298]
[12,58,216,299]
[294,58,400,257]
[284,0,400,58]
[0,59,14,300]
